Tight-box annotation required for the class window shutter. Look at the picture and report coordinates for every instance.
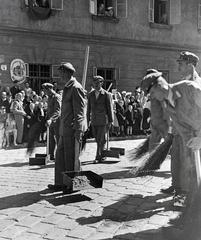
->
[169,0,181,24]
[93,67,97,76]
[89,0,97,15]
[50,0,63,10]
[52,65,60,78]
[149,0,154,23]
[198,3,201,29]
[116,0,127,18]
[25,63,29,77]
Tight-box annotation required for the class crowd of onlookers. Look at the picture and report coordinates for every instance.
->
[0,82,59,149]
[0,81,151,149]
[109,86,151,137]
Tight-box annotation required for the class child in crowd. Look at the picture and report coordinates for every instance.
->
[5,113,17,147]
[125,104,134,136]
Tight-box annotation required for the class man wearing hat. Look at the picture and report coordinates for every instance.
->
[42,82,61,161]
[48,62,87,191]
[177,51,200,82]
[141,71,201,212]
[143,69,169,152]
[160,51,201,196]
[87,75,113,163]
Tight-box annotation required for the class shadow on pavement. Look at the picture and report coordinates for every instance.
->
[0,162,29,167]
[96,228,164,240]
[81,160,120,166]
[0,189,91,210]
[77,193,174,225]
[101,168,170,180]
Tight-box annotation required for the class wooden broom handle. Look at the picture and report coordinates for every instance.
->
[194,150,201,186]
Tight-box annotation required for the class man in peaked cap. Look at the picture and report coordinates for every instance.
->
[141,72,201,237]
[87,75,113,163]
[42,82,61,161]
[160,51,201,197]
[47,62,87,191]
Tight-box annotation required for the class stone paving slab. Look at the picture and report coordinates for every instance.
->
[0,139,179,240]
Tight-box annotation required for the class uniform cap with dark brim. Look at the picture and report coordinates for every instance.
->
[93,75,104,82]
[58,62,76,73]
[42,83,54,89]
[176,51,199,65]
[141,72,162,94]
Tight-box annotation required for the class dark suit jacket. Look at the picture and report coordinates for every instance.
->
[87,88,114,126]
[47,91,61,128]
[59,77,87,136]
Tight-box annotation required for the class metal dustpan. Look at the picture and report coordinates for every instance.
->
[102,131,120,158]
[110,147,125,156]
[63,171,103,191]
[29,127,50,165]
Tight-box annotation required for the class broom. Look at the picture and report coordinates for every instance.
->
[128,136,150,159]
[130,133,173,176]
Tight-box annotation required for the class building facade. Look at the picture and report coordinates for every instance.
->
[0,0,201,93]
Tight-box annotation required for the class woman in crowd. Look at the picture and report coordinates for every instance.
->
[116,99,126,136]
[5,113,17,147]
[11,92,30,144]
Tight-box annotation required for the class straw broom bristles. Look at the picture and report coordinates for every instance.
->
[130,133,173,176]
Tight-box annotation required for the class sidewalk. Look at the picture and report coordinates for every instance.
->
[0,139,180,240]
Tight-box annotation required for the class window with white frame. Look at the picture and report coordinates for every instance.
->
[149,0,181,25]
[90,0,127,18]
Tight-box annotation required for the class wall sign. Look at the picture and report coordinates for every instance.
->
[10,59,26,84]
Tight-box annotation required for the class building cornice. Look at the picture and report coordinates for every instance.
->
[0,25,201,52]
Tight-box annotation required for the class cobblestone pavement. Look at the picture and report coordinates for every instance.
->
[0,139,180,240]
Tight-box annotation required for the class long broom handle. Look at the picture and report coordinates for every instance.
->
[106,130,109,150]
[82,46,90,89]
[194,150,201,186]
[46,126,49,156]
[74,46,90,171]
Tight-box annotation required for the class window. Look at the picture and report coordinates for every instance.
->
[90,0,127,18]
[28,64,51,93]
[24,0,63,10]
[149,0,181,25]
[93,67,116,91]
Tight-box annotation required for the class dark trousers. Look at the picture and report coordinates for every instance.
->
[55,134,80,185]
[49,124,60,159]
[92,125,107,159]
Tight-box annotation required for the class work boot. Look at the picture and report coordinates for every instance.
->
[173,193,186,208]
[161,186,175,194]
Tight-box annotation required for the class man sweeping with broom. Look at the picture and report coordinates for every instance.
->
[140,69,201,219]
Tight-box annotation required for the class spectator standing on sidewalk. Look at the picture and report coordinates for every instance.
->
[11,92,30,144]
[42,83,61,161]
[87,75,113,163]
[10,82,21,99]
[48,62,87,191]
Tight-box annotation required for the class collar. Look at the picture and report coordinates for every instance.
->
[167,86,175,107]
[65,77,76,87]
[94,87,104,94]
